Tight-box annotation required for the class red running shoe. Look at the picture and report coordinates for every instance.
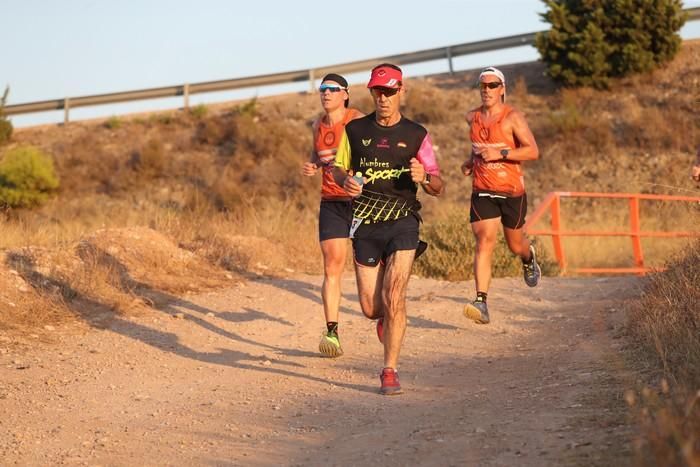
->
[376,317,384,344]
[379,367,403,395]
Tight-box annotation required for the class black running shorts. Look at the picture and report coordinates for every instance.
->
[352,215,419,267]
[319,199,353,241]
[469,192,528,229]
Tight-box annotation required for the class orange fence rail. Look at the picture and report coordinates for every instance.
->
[523,192,700,275]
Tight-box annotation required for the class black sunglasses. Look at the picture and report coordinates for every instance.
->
[370,87,400,98]
[479,82,503,90]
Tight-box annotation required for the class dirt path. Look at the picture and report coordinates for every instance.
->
[0,274,642,466]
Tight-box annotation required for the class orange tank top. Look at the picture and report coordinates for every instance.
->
[314,108,360,200]
[470,105,525,196]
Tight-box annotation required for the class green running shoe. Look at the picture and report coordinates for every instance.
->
[319,330,343,358]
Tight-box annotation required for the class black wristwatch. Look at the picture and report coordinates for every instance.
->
[421,173,432,185]
[500,149,509,160]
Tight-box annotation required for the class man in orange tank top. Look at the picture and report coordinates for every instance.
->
[302,73,363,357]
[692,146,700,184]
[460,67,541,324]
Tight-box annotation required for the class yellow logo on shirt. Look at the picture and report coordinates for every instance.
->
[365,167,410,183]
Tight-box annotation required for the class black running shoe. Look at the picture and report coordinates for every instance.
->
[523,245,541,288]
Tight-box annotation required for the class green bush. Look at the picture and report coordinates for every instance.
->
[0,146,60,208]
[0,86,13,145]
[535,0,687,88]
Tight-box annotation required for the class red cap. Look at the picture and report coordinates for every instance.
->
[367,65,403,89]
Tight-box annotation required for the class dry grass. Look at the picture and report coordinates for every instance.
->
[526,197,700,270]
[624,242,700,466]
[0,227,234,338]
[413,207,559,280]
[626,244,700,386]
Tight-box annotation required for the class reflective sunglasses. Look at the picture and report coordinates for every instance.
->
[319,84,346,93]
[370,87,400,98]
[479,81,503,90]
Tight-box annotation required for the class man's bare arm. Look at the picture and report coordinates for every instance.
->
[504,110,538,161]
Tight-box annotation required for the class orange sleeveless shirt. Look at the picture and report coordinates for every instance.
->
[314,108,361,200]
[470,105,525,196]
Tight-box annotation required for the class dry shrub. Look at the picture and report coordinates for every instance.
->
[632,385,699,467]
[79,227,229,294]
[130,138,167,177]
[170,195,321,277]
[195,117,233,146]
[413,208,559,280]
[626,242,700,384]
[52,131,132,194]
[546,89,585,134]
[402,81,460,125]
[0,256,68,333]
[618,104,696,153]
[0,227,234,337]
[626,384,700,467]
[209,163,246,210]
[510,76,529,100]
[192,234,289,276]
[624,242,700,465]
[535,87,617,158]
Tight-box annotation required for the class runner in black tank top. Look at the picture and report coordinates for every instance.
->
[333,63,444,396]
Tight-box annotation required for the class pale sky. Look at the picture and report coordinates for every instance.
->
[3,0,700,126]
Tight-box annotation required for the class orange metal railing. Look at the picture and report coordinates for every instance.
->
[524,192,700,275]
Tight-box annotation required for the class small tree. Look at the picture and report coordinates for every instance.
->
[0,145,60,208]
[0,86,12,144]
[535,0,687,88]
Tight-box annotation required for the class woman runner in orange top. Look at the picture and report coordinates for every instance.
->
[302,73,363,357]
[461,66,540,325]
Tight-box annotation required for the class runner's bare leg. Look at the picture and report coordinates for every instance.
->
[320,238,348,323]
[354,262,385,320]
[380,249,414,369]
[503,227,532,261]
[472,218,500,293]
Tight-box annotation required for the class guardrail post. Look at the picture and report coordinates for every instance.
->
[550,194,567,273]
[446,47,454,75]
[629,196,644,272]
[183,83,190,109]
[63,98,70,125]
[309,69,315,93]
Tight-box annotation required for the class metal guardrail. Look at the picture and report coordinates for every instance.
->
[4,6,699,124]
